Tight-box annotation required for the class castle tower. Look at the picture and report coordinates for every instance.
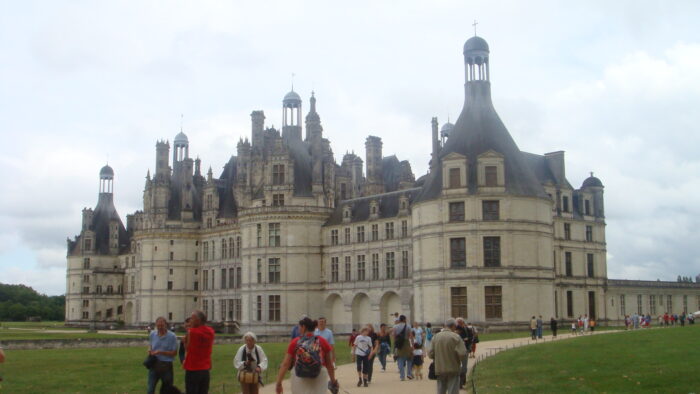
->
[282,90,302,140]
[431,117,440,172]
[305,91,323,141]
[99,164,114,194]
[251,111,265,147]
[155,141,170,180]
[173,131,189,165]
[364,136,384,195]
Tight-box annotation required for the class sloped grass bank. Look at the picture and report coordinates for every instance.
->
[472,325,699,393]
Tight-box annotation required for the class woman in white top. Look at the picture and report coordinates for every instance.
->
[234,332,268,394]
[352,326,374,387]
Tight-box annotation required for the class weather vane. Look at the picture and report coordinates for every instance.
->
[180,113,184,132]
[473,20,478,36]
[291,72,295,91]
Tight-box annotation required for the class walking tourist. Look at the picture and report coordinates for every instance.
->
[392,314,414,381]
[455,318,472,388]
[536,316,543,339]
[234,331,268,394]
[147,316,178,394]
[184,310,215,394]
[352,326,373,387]
[425,322,433,351]
[530,316,537,339]
[468,324,478,358]
[314,317,336,367]
[275,317,338,394]
[550,317,558,337]
[429,318,467,394]
[571,321,577,335]
[589,318,596,332]
[412,321,425,345]
[366,324,379,383]
[377,324,392,371]
[412,342,424,379]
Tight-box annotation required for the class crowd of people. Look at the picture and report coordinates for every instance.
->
[624,311,696,329]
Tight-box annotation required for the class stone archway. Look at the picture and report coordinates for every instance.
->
[351,293,372,329]
[380,291,402,326]
[324,294,346,330]
[125,301,134,326]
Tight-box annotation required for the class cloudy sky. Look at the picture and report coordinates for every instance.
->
[1,1,699,295]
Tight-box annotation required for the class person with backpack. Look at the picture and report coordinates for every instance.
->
[275,317,338,394]
[234,332,268,394]
[392,314,414,381]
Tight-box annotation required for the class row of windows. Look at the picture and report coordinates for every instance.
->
[447,165,499,189]
[202,236,243,261]
[556,194,594,216]
[201,267,243,291]
[81,285,123,294]
[560,290,597,318]
[330,221,409,246]
[618,294,697,316]
[449,200,499,222]
[450,286,502,319]
[329,251,410,282]
[239,295,281,322]
[562,223,595,242]
[558,252,597,278]
[449,237,501,268]
[201,298,243,322]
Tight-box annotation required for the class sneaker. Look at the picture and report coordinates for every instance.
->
[408,375,414,380]
[364,380,369,387]
[357,378,362,387]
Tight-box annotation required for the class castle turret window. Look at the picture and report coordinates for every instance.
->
[485,286,502,319]
[268,258,280,283]
[330,229,338,245]
[482,201,500,221]
[449,202,465,222]
[449,168,461,188]
[450,238,466,268]
[331,257,339,283]
[586,225,593,242]
[483,237,501,267]
[357,255,366,280]
[485,166,497,186]
[385,222,394,239]
[269,223,281,247]
[272,164,285,185]
[385,252,395,279]
[371,254,379,280]
[450,287,467,318]
[357,226,365,243]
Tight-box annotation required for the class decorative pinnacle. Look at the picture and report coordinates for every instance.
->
[472,20,478,36]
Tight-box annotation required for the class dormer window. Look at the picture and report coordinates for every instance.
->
[449,168,461,188]
[343,206,352,222]
[441,152,468,193]
[272,164,285,185]
[485,166,497,186]
[369,200,380,219]
[477,151,504,190]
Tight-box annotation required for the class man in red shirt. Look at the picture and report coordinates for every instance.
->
[183,310,215,394]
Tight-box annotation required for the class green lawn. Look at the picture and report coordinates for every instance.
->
[477,325,623,342]
[471,325,700,393]
[0,340,352,393]
[0,321,75,330]
[0,331,145,340]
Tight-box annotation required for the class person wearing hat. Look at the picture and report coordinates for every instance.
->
[234,332,268,394]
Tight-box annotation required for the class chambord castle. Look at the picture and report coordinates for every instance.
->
[66,36,700,333]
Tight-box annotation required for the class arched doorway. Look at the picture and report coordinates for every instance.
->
[380,291,402,325]
[125,302,134,326]
[351,293,372,329]
[324,294,345,330]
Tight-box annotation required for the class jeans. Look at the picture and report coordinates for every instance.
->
[147,362,173,394]
[459,357,468,387]
[185,369,210,394]
[378,344,390,370]
[537,327,543,338]
[367,354,376,381]
[397,356,414,379]
[437,374,461,394]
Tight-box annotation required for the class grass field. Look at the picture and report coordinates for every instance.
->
[0,340,352,393]
[476,325,623,342]
[471,325,700,393]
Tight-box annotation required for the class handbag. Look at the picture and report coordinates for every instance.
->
[428,361,437,380]
[143,354,158,370]
[238,370,259,384]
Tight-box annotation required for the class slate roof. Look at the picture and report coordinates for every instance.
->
[89,194,129,255]
[415,81,548,202]
[324,187,421,226]
[217,156,238,218]
[284,135,314,197]
[521,152,573,190]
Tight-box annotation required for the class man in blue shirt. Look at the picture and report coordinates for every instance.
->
[148,316,178,394]
[314,317,336,366]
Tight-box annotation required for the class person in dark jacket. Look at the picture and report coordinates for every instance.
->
[550,317,558,337]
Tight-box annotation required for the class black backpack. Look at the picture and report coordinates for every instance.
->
[394,323,407,349]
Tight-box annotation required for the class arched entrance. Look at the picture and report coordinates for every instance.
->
[351,293,371,329]
[380,291,402,325]
[125,302,134,326]
[324,294,346,330]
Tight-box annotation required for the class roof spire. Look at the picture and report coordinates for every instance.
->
[291,72,295,91]
[472,20,478,36]
[180,113,184,132]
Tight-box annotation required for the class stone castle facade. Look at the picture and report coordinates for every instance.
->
[66,36,700,333]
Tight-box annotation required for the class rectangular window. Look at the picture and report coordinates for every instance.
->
[236,267,242,289]
[683,295,688,313]
[84,238,92,251]
[203,242,209,261]
[167,281,173,290]
[256,259,262,283]
[331,257,339,283]
[206,218,212,228]
[567,291,574,317]
[272,164,285,185]
[372,254,379,280]
[83,258,90,269]
[562,196,570,212]
[401,251,409,279]
[357,226,365,243]
[235,299,242,321]
[221,268,227,289]
[221,239,227,259]
[269,223,281,247]
[169,251,174,261]
[483,237,501,267]
[385,252,395,279]
[269,258,281,283]
[371,224,379,241]
[211,269,215,289]
[221,300,226,321]
[637,295,643,315]
[357,255,366,281]
[449,201,465,222]
[236,236,241,258]
[228,299,234,321]
[449,168,461,188]
[485,166,497,186]
[667,295,672,312]
[256,296,262,321]
[451,287,468,318]
[331,229,338,245]
[450,238,466,268]
[229,237,235,258]
[193,281,199,291]
[586,225,593,242]
[585,200,591,215]
[344,256,352,281]
[564,223,571,240]
[401,220,408,237]
[649,295,656,315]
[344,228,351,244]
[256,224,262,247]
[565,252,572,276]
[228,268,234,290]
[587,254,594,278]
[206,194,212,210]
[203,270,209,290]
[482,200,500,221]
[82,311,89,319]
[269,295,281,321]
[203,299,209,317]
[83,274,90,283]
[485,286,503,319]
[272,193,284,207]
[385,222,394,239]
[82,300,89,307]
[620,295,626,316]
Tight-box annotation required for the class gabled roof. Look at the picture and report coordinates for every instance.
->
[324,188,421,226]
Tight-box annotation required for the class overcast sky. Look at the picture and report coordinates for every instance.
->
[1,1,700,296]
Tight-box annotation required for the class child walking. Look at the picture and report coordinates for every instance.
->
[412,342,424,380]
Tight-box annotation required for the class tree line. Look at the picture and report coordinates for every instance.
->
[0,283,64,321]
